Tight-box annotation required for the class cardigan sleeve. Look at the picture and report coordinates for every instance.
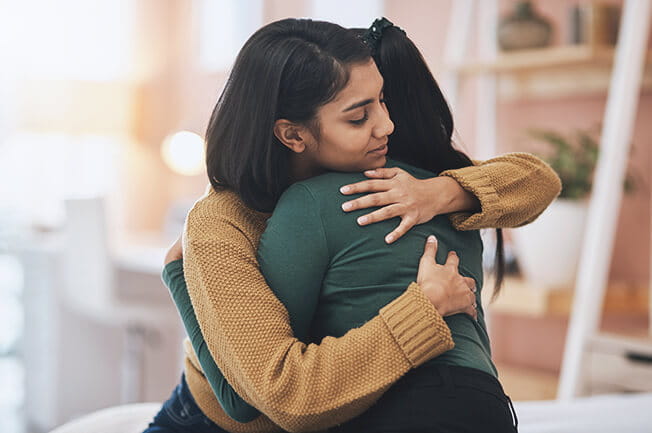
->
[439,152,561,230]
[183,210,454,433]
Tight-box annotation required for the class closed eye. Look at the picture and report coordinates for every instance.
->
[350,110,369,125]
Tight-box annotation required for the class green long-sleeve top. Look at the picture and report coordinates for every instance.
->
[256,160,495,379]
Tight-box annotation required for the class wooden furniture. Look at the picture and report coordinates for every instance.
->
[451,44,652,99]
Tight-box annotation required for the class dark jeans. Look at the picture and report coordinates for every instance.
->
[143,374,229,433]
[328,364,518,433]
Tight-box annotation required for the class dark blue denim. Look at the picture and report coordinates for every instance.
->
[143,374,229,433]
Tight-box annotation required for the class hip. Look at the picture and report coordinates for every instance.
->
[328,364,518,433]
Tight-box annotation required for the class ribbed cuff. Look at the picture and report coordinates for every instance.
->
[379,283,454,367]
[439,166,502,231]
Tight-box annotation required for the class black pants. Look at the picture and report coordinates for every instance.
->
[328,364,518,433]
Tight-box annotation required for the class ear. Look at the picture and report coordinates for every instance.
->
[274,119,310,153]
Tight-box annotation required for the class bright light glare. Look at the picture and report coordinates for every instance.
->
[161,131,205,176]
[1,0,134,81]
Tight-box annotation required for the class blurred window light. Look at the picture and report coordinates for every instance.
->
[309,0,384,28]
[1,0,135,81]
[0,133,121,229]
[198,0,264,71]
[0,255,24,296]
[0,295,23,355]
[0,357,25,408]
[161,131,206,176]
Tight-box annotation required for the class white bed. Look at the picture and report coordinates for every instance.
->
[49,393,652,433]
[514,393,652,433]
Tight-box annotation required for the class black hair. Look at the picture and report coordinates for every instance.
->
[361,25,505,300]
[205,19,371,212]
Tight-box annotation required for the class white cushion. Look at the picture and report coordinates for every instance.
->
[514,393,652,433]
[48,403,161,433]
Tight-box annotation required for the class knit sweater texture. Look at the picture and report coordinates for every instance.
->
[181,152,561,433]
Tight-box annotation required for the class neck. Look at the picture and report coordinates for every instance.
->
[289,154,324,182]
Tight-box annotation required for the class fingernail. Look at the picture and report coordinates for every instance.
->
[427,235,436,243]
[342,202,352,211]
[340,186,350,194]
[357,216,368,225]
[451,251,457,256]
[386,234,395,243]
[472,286,477,293]
[365,170,375,175]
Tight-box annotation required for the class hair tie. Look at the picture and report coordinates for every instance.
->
[362,17,406,53]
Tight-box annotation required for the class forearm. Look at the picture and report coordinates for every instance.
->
[423,176,480,215]
[439,152,561,230]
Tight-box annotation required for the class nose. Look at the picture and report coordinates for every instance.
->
[372,104,394,139]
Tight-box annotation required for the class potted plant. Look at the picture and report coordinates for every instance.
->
[511,127,633,289]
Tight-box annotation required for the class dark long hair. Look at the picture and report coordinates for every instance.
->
[205,19,371,212]
[365,25,505,300]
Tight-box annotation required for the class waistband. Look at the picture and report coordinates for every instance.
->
[398,364,505,398]
[398,364,519,430]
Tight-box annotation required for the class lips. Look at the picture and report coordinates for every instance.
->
[369,144,388,156]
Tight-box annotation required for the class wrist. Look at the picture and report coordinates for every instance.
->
[417,278,442,311]
[434,176,479,214]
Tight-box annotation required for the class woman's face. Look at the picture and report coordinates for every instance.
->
[300,59,394,175]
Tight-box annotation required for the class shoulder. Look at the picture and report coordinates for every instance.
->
[386,158,436,179]
[295,171,366,196]
[186,186,267,244]
[275,172,365,210]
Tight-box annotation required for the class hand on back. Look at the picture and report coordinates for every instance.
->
[417,235,478,321]
[340,167,478,243]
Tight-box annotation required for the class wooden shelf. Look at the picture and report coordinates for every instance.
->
[447,44,652,99]
[483,276,649,318]
[451,45,615,74]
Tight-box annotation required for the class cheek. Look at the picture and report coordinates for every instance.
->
[333,127,371,154]
[319,128,361,155]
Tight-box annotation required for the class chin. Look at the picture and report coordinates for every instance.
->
[368,156,387,169]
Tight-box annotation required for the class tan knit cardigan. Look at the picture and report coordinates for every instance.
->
[182,152,561,433]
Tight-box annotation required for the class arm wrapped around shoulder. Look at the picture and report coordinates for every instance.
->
[440,152,561,230]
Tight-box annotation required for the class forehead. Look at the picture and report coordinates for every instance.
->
[331,60,383,106]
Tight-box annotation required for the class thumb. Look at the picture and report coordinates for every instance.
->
[421,235,438,262]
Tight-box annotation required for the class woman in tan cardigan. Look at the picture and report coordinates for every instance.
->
[145,18,560,433]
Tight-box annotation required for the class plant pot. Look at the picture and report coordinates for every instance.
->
[498,1,552,51]
[511,198,588,289]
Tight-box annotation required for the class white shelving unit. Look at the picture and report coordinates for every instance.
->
[444,0,652,400]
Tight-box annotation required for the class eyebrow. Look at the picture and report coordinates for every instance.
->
[342,84,385,113]
[342,98,374,112]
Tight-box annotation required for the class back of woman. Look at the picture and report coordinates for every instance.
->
[258,159,493,377]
